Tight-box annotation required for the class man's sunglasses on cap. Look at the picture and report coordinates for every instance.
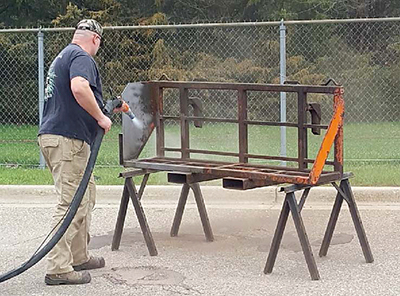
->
[76,19,104,46]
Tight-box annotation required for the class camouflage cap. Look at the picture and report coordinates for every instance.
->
[76,19,103,38]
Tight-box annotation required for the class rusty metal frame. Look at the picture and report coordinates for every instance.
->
[123,81,345,186]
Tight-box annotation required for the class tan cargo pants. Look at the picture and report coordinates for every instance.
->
[38,134,96,275]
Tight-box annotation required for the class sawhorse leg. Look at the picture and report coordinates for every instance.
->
[170,182,214,242]
[170,183,190,237]
[111,184,129,251]
[265,189,320,280]
[112,174,157,256]
[320,179,373,263]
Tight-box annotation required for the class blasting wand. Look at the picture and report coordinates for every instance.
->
[103,95,139,125]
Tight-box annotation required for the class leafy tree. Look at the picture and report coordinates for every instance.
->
[0,0,60,27]
[2,0,400,124]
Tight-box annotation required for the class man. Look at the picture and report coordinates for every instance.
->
[38,19,112,285]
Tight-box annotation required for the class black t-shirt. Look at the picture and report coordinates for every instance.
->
[38,43,103,145]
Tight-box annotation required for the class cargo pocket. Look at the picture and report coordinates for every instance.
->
[62,138,89,177]
[38,135,61,167]
[40,137,59,148]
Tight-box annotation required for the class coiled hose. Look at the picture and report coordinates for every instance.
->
[0,126,105,283]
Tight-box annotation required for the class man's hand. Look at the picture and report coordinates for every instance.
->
[112,96,124,113]
[98,115,112,134]
[113,106,124,113]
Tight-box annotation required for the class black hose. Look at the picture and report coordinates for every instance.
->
[0,127,105,283]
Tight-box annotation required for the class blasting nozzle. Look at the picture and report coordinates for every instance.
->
[121,102,136,120]
[103,96,136,120]
[120,101,142,128]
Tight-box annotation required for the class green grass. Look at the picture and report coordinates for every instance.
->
[1,123,400,186]
[0,166,169,186]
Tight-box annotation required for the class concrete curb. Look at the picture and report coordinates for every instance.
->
[0,185,399,203]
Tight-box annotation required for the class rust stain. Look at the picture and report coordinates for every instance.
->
[309,88,344,184]
[334,89,344,169]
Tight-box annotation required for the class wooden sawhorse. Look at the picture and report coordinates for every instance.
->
[264,175,374,280]
[111,170,214,256]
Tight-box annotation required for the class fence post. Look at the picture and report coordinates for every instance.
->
[38,29,45,168]
[279,19,287,165]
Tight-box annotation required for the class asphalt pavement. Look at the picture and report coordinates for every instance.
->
[0,185,399,296]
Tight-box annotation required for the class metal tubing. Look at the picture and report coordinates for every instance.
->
[152,81,340,93]
[297,92,308,169]
[298,188,310,211]
[140,156,324,172]
[154,85,165,157]
[126,177,158,256]
[168,172,221,184]
[138,173,150,200]
[341,179,374,263]
[156,87,165,157]
[38,30,45,168]
[111,182,130,251]
[281,172,353,194]
[238,89,248,163]
[180,87,190,159]
[334,89,344,174]
[170,183,190,237]
[286,193,320,280]
[119,133,124,166]
[264,196,290,274]
[162,116,328,129]
[119,169,156,178]
[190,183,214,242]
[2,17,400,34]
[168,173,189,184]
[222,177,278,190]
[280,20,287,166]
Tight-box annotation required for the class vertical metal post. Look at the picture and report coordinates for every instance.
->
[238,89,248,163]
[180,87,190,159]
[279,20,287,165]
[155,86,165,157]
[297,91,308,169]
[38,29,45,168]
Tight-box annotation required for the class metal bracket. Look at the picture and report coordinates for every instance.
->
[189,97,203,128]
[321,78,340,86]
[331,181,350,204]
[307,103,321,135]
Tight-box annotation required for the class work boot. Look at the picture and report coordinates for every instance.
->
[73,256,105,271]
[45,270,91,285]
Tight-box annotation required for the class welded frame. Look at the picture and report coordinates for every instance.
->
[123,81,345,186]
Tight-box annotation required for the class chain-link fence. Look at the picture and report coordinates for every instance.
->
[1,18,400,168]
